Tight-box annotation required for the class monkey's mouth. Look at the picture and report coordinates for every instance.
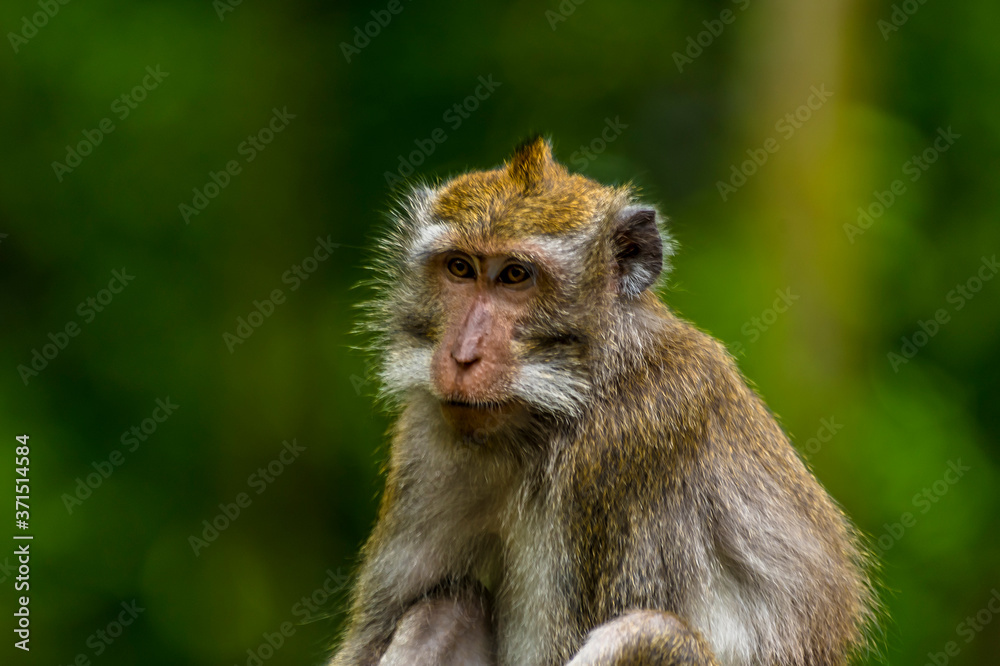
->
[439,398,523,435]
[443,398,509,410]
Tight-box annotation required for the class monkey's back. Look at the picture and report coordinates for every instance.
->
[550,308,875,666]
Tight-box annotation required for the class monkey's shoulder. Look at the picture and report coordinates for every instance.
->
[569,315,810,500]
[595,315,762,436]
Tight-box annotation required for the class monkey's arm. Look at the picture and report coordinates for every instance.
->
[328,435,497,666]
[329,513,494,666]
[377,587,493,666]
[567,611,718,666]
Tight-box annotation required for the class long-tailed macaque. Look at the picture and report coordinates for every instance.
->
[330,137,876,665]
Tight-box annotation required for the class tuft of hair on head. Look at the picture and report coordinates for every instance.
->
[506,135,563,194]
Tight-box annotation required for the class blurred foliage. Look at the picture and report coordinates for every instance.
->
[1,0,998,664]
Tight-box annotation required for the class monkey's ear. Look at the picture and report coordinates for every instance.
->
[612,207,663,297]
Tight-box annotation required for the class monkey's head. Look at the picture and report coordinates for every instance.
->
[369,137,673,439]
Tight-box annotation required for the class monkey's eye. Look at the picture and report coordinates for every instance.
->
[498,263,532,285]
[447,257,475,279]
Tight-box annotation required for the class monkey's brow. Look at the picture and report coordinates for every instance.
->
[499,249,547,265]
[424,247,554,268]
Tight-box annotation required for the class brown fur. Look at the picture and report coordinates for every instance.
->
[331,137,877,666]
[433,137,618,239]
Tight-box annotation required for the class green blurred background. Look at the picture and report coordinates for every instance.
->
[2,0,998,664]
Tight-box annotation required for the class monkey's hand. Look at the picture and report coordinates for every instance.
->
[567,611,719,666]
[377,588,495,666]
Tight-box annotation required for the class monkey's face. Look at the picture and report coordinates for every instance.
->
[372,137,671,438]
[429,251,538,435]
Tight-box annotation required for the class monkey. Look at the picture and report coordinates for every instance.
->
[329,136,877,666]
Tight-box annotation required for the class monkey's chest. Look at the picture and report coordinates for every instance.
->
[474,504,577,666]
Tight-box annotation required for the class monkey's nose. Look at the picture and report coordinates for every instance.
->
[451,351,481,372]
